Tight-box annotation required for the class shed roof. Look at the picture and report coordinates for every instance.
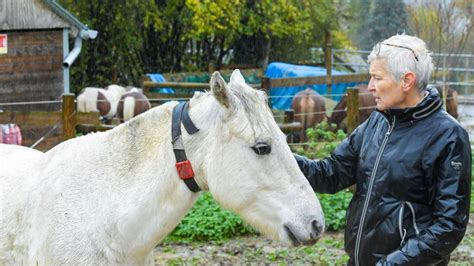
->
[0,0,88,36]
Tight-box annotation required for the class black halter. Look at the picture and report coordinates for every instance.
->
[171,102,201,192]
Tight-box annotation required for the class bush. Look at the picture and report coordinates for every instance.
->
[295,122,353,231]
[295,122,346,159]
[166,193,256,242]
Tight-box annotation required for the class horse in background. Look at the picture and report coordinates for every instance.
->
[435,86,458,120]
[328,84,376,131]
[76,84,127,121]
[116,88,151,122]
[291,88,327,142]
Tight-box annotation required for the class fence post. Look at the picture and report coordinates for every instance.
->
[324,30,332,97]
[62,93,76,141]
[346,87,359,134]
[284,109,294,123]
[261,77,272,108]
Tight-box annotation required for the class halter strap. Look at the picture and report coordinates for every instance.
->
[171,102,201,192]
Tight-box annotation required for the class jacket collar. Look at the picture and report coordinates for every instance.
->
[378,87,443,124]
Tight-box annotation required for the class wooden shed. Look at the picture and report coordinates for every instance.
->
[0,0,97,150]
[0,0,96,112]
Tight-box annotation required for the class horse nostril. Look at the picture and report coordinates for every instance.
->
[311,220,323,237]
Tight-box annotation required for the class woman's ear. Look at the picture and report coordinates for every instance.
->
[402,72,417,91]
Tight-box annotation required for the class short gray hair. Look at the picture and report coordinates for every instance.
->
[367,34,434,92]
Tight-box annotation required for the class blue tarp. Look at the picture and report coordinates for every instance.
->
[146,73,175,93]
[265,62,364,110]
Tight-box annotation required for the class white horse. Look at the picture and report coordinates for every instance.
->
[0,70,324,264]
[76,84,127,120]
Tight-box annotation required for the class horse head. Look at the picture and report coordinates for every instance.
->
[185,70,325,246]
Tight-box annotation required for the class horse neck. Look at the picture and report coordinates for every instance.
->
[97,104,201,256]
[329,96,347,125]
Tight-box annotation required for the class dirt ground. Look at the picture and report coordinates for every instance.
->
[154,217,474,265]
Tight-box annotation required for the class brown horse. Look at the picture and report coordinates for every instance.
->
[328,84,376,131]
[435,86,458,120]
[291,88,327,142]
[116,88,151,122]
[329,85,459,131]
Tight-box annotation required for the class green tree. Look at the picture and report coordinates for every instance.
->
[141,0,194,73]
[270,0,352,64]
[232,0,313,68]
[348,0,373,50]
[407,0,473,82]
[60,0,150,91]
[367,0,410,49]
[59,0,349,90]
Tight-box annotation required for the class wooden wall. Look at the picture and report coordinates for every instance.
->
[0,29,64,112]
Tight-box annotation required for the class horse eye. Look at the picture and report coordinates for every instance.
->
[251,142,271,155]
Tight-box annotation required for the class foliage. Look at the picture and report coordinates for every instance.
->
[294,122,353,231]
[406,0,473,82]
[166,193,255,242]
[59,0,150,90]
[318,190,353,231]
[347,0,410,50]
[267,0,352,65]
[368,0,410,45]
[58,0,350,91]
[296,122,346,159]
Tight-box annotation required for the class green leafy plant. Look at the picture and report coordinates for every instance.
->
[166,193,256,242]
[296,122,346,159]
[295,122,353,231]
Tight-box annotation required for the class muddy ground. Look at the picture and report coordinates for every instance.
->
[154,217,474,265]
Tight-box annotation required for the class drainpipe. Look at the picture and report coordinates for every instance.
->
[43,0,98,93]
[63,30,92,68]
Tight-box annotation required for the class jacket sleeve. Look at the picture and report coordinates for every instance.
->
[294,121,367,194]
[378,128,472,265]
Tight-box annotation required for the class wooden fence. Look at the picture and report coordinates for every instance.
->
[0,94,101,151]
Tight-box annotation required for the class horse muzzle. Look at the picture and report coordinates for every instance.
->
[283,218,324,246]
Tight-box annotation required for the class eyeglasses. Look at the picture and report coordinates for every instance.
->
[375,42,419,62]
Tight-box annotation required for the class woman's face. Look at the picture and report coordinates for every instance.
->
[368,59,406,111]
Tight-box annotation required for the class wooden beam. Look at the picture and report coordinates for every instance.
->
[332,73,369,83]
[278,122,302,134]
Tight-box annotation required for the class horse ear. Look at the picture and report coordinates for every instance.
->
[210,71,231,108]
[230,69,245,84]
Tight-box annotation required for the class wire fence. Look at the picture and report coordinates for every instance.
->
[2,91,473,151]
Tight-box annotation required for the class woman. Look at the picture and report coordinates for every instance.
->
[295,34,471,265]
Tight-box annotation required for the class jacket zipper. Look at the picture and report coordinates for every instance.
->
[354,116,395,266]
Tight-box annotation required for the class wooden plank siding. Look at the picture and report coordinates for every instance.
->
[0,30,64,112]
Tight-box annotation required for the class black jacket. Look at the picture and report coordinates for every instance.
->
[295,88,471,265]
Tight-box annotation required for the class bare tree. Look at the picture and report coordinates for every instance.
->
[407,0,473,83]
